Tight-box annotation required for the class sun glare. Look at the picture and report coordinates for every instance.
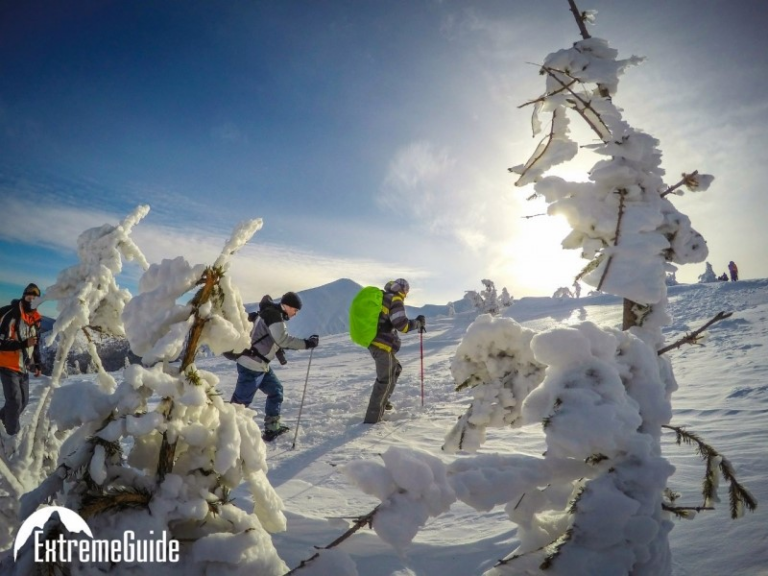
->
[504,212,585,298]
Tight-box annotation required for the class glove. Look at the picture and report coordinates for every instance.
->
[415,315,426,332]
[304,335,319,349]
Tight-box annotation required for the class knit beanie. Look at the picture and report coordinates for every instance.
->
[23,283,41,297]
[390,278,410,295]
[280,291,303,310]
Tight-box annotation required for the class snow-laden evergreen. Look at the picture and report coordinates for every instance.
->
[698,262,717,283]
[0,205,150,551]
[6,216,297,575]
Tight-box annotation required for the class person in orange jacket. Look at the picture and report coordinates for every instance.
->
[0,283,43,437]
[727,261,739,282]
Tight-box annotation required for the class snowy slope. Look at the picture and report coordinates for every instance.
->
[215,279,768,575]
[5,279,767,575]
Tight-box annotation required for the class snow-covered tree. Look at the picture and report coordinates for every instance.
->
[572,281,582,298]
[480,279,499,315]
[464,290,484,311]
[446,301,456,317]
[12,218,292,575]
[500,287,513,307]
[552,286,573,298]
[698,262,717,283]
[0,205,150,551]
[665,271,678,286]
[464,280,512,316]
[340,3,754,576]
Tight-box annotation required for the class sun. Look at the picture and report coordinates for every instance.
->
[502,210,587,298]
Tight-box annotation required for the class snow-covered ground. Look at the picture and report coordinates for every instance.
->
[11,278,768,575]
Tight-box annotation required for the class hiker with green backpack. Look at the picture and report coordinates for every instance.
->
[349,279,425,424]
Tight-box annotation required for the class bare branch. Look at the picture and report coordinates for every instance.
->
[518,77,580,109]
[286,505,381,574]
[567,0,591,40]
[522,213,547,219]
[657,311,733,355]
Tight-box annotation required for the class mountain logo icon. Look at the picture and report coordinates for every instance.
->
[14,506,93,560]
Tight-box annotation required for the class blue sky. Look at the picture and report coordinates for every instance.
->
[1,0,766,317]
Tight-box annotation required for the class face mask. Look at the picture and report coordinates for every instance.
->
[22,297,39,312]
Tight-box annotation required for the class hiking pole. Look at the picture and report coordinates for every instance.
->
[291,347,314,450]
[419,328,425,407]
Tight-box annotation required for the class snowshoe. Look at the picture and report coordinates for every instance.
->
[262,425,290,442]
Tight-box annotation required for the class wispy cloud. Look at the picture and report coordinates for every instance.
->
[379,140,454,217]
[0,196,424,305]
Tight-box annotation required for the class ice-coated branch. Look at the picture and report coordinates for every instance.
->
[508,109,559,182]
[656,311,733,355]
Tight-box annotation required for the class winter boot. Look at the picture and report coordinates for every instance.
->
[262,416,289,442]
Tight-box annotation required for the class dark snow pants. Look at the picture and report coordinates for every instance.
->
[0,368,29,436]
[363,346,402,424]
[231,364,284,429]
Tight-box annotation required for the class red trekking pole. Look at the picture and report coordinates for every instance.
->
[419,328,425,407]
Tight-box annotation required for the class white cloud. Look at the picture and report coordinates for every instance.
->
[0,197,118,252]
[0,197,425,306]
[379,140,454,217]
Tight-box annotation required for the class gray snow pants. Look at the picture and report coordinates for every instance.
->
[363,346,402,424]
[0,368,29,436]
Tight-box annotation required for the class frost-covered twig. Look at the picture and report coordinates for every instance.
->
[656,311,733,355]
[596,189,627,292]
[285,505,381,575]
[660,171,703,198]
[541,65,610,138]
[662,424,757,518]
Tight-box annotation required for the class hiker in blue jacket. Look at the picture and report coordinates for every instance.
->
[231,291,318,439]
[363,279,425,424]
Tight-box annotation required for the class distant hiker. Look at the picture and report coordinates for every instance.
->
[230,291,318,440]
[362,279,425,424]
[718,272,729,282]
[0,283,43,443]
[728,261,739,282]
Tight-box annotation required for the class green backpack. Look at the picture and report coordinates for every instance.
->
[349,286,384,347]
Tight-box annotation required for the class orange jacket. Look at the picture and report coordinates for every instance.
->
[0,300,42,373]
